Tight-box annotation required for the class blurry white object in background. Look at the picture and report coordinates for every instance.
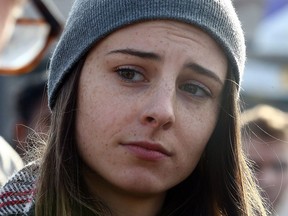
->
[0,0,62,75]
[242,59,288,100]
[0,22,50,69]
[252,4,288,59]
[50,0,74,20]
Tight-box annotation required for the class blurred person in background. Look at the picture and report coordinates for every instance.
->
[0,0,61,185]
[242,104,288,215]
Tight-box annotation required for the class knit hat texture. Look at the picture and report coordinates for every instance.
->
[48,0,245,109]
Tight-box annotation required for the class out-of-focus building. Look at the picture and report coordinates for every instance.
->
[234,0,288,112]
[235,1,288,215]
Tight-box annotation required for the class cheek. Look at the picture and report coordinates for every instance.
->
[75,105,120,175]
[76,97,117,149]
[75,80,136,158]
[175,105,219,173]
[75,76,111,155]
[180,103,219,145]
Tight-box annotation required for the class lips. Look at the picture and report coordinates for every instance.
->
[121,141,172,160]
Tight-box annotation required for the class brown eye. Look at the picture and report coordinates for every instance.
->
[119,70,136,80]
[116,66,146,82]
[179,82,211,97]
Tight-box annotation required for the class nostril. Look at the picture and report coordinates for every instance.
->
[162,122,172,130]
[146,116,156,123]
[144,116,172,130]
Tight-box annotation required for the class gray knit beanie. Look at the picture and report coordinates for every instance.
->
[48,0,245,109]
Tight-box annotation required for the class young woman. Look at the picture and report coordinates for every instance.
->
[0,0,267,215]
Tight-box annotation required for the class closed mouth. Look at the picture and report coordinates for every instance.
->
[120,141,172,160]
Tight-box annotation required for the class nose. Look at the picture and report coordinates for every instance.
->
[140,85,176,130]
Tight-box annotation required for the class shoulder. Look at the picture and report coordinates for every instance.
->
[0,162,39,216]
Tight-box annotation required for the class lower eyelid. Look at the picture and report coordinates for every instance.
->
[178,85,210,99]
[114,67,148,83]
[186,82,211,95]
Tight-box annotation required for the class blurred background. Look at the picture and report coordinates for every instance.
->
[234,0,288,111]
[0,0,287,144]
[0,0,74,147]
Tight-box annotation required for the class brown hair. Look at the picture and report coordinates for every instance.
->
[241,105,288,141]
[35,60,267,215]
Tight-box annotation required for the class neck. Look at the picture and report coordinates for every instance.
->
[83,168,166,216]
[100,191,165,216]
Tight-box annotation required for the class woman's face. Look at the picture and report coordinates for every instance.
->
[76,20,227,198]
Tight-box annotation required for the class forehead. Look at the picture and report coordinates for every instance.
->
[87,20,228,80]
[83,20,229,92]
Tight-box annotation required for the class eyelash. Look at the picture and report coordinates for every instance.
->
[179,82,212,98]
[114,66,212,98]
[115,66,146,83]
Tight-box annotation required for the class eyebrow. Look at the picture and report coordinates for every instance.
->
[107,48,162,61]
[185,63,224,86]
[107,48,224,86]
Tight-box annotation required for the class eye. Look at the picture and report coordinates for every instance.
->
[179,81,211,97]
[115,66,146,83]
